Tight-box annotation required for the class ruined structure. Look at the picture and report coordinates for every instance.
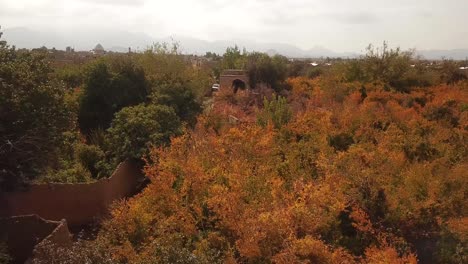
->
[0,215,73,264]
[0,161,145,263]
[0,161,144,227]
[219,69,250,93]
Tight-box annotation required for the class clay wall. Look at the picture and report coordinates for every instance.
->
[0,161,142,227]
[0,215,72,264]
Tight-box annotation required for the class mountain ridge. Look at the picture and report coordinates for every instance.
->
[2,27,468,60]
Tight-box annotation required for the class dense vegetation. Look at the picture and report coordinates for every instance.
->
[1,31,467,263]
[0,37,209,189]
[0,39,75,189]
[71,76,464,264]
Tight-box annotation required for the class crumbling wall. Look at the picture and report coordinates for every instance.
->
[0,215,72,264]
[29,218,73,264]
[0,161,143,227]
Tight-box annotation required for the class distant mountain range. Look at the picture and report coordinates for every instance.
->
[416,50,468,61]
[2,27,468,60]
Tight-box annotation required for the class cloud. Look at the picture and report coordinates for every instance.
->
[77,0,146,6]
[327,12,379,25]
[342,13,378,24]
[1,0,467,52]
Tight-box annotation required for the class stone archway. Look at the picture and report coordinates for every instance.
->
[232,79,246,93]
[220,69,250,93]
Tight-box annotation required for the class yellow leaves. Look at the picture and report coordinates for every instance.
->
[292,236,329,258]
[207,184,243,230]
[364,246,418,264]
[288,107,333,136]
[289,236,334,263]
[110,240,138,263]
[272,236,355,264]
[96,78,466,263]
[446,217,468,241]
[349,207,375,235]
[287,77,326,111]
[287,77,319,97]
[291,181,346,234]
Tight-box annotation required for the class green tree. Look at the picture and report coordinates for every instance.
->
[78,57,148,136]
[246,53,288,92]
[0,38,74,190]
[345,42,416,92]
[139,44,207,127]
[138,42,188,85]
[221,45,247,69]
[55,64,84,89]
[106,104,183,165]
[439,59,467,84]
[257,96,292,129]
[150,81,202,128]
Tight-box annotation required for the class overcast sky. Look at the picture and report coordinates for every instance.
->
[1,0,467,52]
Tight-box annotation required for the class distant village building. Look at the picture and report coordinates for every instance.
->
[220,69,250,93]
[92,44,106,55]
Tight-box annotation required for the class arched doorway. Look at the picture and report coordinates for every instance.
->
[232,79,246,94]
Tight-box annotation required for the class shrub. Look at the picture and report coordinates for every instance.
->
[150,81,202,128]
[345,42,415,92]
[106,104,183,164]
[75,144,105,179]
[78,58,148,136]
[31,239,113,264]
[257,96,292,129]
[0,39,75,190]
[328,133,355,152]
[39,163,93,184]
[246,53,289,93]
[0,242,11,264]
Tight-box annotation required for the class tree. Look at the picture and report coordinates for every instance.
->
[257,96,292,129]
[138,45,207,127]
[0,38,74,190]
[204,52,221,61]
[221,45,246,70]
[246,53,288,92]
[78,57,149,136]
[106,104,182,165]
[345,42,416,92]
[151,81,202,128]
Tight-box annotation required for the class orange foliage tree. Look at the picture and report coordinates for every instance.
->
[87,77,467,264]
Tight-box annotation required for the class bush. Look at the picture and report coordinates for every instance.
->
[246,53,289,93]
[0,242,11,264]
[151,81,202,128]
[328,133,355,152]
[257,96,292,129]
[106,104,183,164]
[78,58,149,136]
[0,39,75,191]
[305,67,324,79]
[439,60,468,84]
[345,42,415,92]
[39,163,93,184]
[55,64,84,89]
[75,144,105,179]
[31,239,113,264]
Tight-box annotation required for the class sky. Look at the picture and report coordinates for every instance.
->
[1,0,467,52]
